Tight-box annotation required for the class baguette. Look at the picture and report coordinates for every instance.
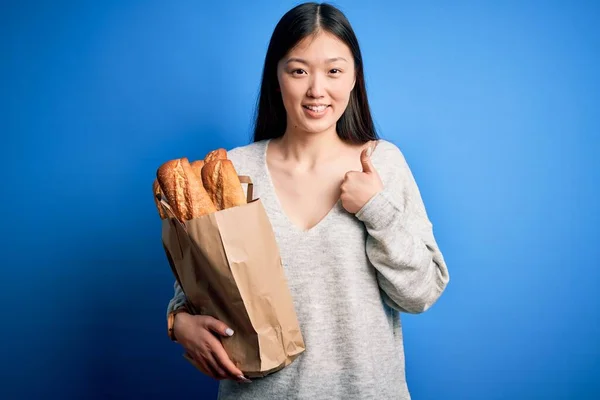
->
[156,157,217,221]
[153,179,168,219]
[204,148,227,163]
[190,160,205,180]
[201,159,246,210]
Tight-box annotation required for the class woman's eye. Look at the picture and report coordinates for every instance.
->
[290,68,341,76]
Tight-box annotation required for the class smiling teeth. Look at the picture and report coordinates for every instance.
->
[305,105,328,112]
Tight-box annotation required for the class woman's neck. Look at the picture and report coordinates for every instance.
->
[275,128,347,167]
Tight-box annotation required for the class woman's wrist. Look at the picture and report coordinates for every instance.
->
[168,305,190,342]
[172,310,191,342]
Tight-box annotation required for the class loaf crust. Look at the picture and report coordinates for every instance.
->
[157,158,217,221]
[201,159,246,210]
[204,148,227,163]
[190,160,205,180]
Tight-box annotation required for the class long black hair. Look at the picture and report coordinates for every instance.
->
[252,2,379,144]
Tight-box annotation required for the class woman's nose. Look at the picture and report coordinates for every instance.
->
[307,74,325,98]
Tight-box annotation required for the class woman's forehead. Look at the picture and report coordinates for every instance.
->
[286,32,352,64]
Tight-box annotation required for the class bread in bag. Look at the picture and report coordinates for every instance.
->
[204,148,227,163]
[190,160,205,180]
[156,158,217,221]
[201,159,246,210]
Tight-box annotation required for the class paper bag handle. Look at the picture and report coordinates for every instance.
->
[238,175,254,203]
[158,195,179,221]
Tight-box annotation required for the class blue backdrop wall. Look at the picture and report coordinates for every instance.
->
[2,1,598,399]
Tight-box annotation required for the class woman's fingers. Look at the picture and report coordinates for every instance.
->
[200,316,251,383]
[204,333,252,383]
[196,356,221,380]
[204,316,235,338]
[204,351,229,380]
[211,341,252,383]
[180,315,251,383]
[186,350,221,380]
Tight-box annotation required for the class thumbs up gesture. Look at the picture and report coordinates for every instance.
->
[340,144,384,214]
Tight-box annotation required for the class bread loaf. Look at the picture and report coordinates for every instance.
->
[204,148,227,163]
[201,159,246,210]
[190,160,205,180]
[156,158,217,221]
[153,179,168,219]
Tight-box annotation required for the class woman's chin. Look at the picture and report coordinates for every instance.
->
[302,117,336,133]
[302,123,335,135]
[286,114,338,136]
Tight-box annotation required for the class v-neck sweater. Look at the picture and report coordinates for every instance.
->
[166,138,450,400]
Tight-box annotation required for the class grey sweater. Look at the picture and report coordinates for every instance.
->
[166,138,450,400]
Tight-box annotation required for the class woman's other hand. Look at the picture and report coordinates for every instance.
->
[173,313,252,383]
[341,144,384,214]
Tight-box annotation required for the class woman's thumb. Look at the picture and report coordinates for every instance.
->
[360,145,374,173]
[205,316,235,337]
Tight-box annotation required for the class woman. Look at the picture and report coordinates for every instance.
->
[166,2,450,399]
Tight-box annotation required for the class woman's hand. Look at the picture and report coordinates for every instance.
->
[341,145,384,214]
[173,312,252,383]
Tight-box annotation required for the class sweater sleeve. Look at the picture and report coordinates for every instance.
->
[166,280,187,319]
[355,142,450,314]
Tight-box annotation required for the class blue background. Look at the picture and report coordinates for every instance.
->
[2,1,598,399]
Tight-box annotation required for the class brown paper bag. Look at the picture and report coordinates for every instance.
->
[159,176,305,378]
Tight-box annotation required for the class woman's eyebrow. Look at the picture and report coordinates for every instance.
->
[285,57,348,65]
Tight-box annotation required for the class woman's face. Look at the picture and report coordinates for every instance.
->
[277,31,356,137]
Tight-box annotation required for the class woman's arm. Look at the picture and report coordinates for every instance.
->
[355,143,450,314]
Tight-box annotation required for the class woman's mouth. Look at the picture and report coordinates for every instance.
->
[302,104,330,118]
